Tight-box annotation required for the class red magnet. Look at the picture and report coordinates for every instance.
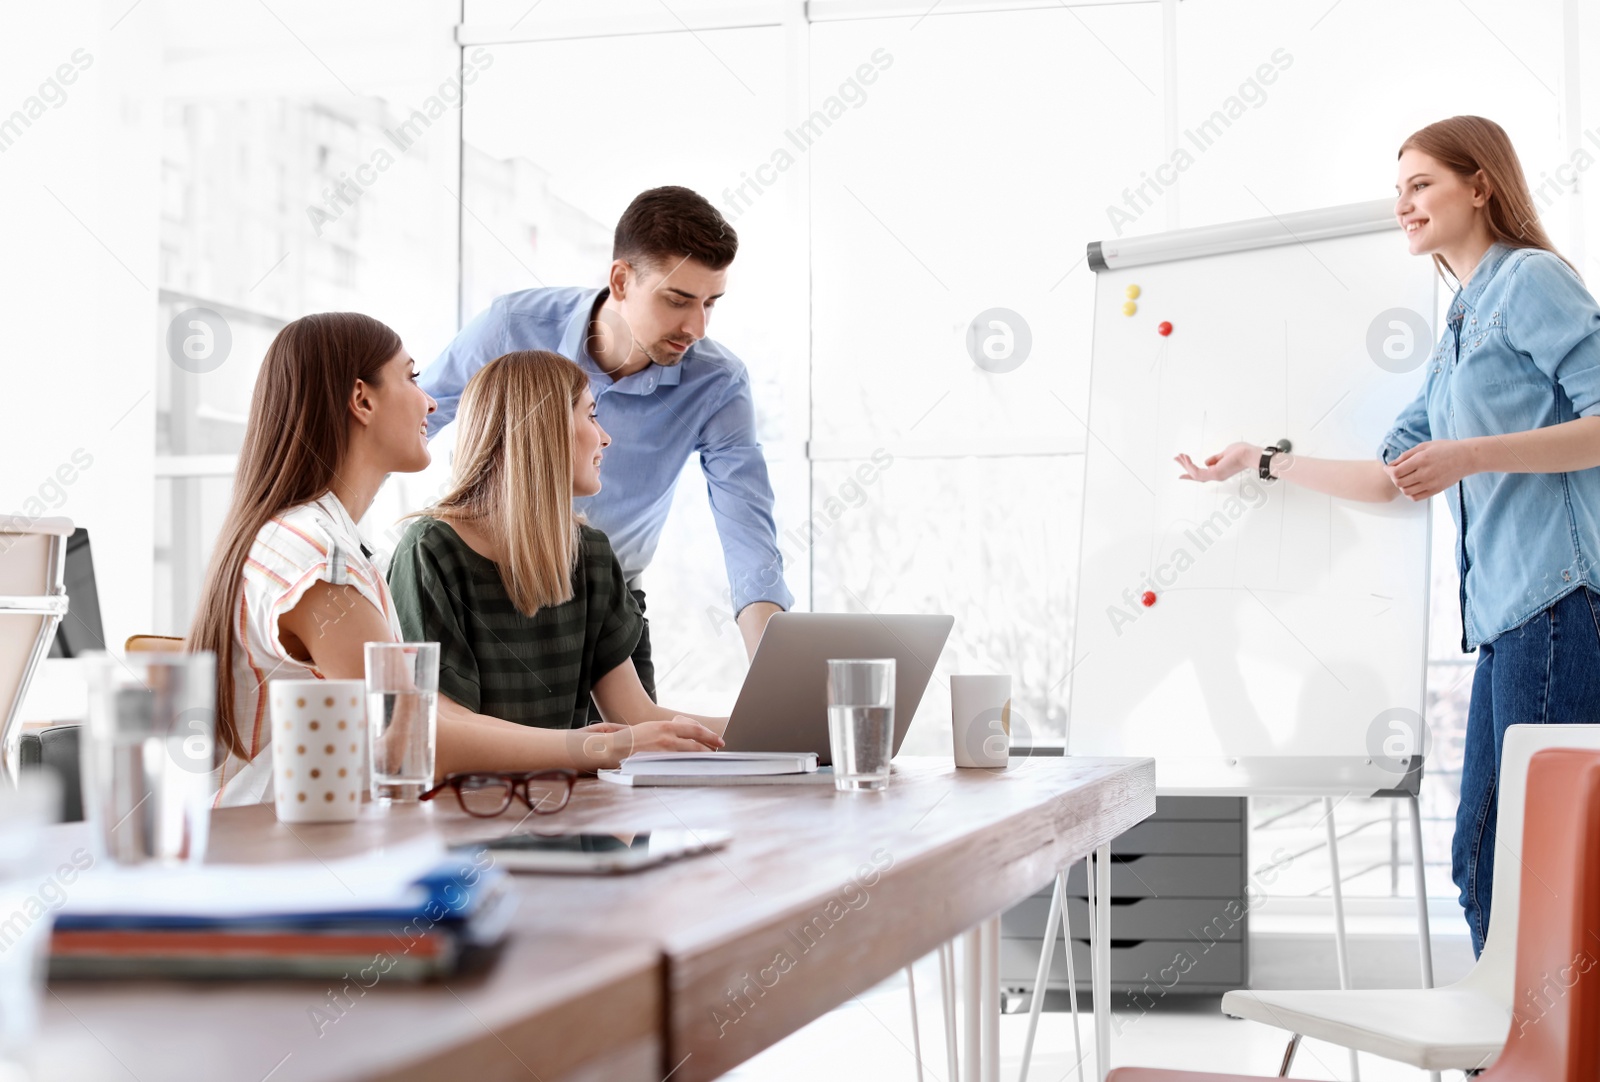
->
[1157,321,1173,337]
[1140,590,1157,607]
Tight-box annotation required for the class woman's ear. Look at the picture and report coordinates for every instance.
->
[348,378,376,428]
[1470,170,1491,208]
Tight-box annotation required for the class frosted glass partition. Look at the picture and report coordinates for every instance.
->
[811,455,1083,749]
[460,29,809,705]
[808,6,1164,454]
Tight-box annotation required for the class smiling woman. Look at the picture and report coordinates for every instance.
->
[185,312,438,806]
[1176,115,1600,957]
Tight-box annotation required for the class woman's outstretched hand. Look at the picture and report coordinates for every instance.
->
[1174,442,1262,483]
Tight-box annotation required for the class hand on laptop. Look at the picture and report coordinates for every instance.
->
[587,717,725,768]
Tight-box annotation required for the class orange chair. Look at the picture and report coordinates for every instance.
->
[1106,746,1600,1082]
[125,634,185,653]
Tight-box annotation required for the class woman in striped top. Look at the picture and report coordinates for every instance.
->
[188,313,436,806]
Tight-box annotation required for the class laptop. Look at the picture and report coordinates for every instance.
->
[721,612,954,765]
[49,528,105,657]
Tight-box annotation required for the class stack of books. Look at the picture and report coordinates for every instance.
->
[51,839,514,980]
[600,750,826,787]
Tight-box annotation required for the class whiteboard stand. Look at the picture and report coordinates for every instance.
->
[1039,197,1445,1078]
[1011,762,1437,1082]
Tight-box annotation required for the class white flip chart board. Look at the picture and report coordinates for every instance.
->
[1067,200,1437,796]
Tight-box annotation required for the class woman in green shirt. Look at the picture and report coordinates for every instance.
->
[388,350,725,774]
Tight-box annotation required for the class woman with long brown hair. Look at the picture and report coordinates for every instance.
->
[386,350,725,769]
[1175,116,1600,956]
[188,312,437,806]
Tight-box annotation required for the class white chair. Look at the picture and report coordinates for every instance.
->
[1221,723,1600,1076]
[0,516,73,785]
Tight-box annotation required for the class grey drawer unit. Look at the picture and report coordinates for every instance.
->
[1001,896,1245,942]
[1000,795,1248,997]
[1000,936,1245,991]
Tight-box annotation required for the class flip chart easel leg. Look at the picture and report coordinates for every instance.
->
[1324,797,1360,1082]
[1407,794,1440,1082]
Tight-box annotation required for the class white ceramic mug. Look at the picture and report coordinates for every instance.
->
[952,674,1012,769]
[270,679,367,822]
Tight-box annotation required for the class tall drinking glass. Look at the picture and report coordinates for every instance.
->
[365,642,438,803]
[0,773,60,1082]
[82,651,215,864]
[826,658,896,792]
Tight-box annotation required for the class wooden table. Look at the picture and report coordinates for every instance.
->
[36,755,1154,1082]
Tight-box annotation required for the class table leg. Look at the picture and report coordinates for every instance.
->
[1018,876,1064,1082]
[981,917,1000,1082]
[1094,845,1111,1081]
[1059,870,1087,1082]
[939,941,960,1082]
[906,962,925,1082]
[963,928,982,1082]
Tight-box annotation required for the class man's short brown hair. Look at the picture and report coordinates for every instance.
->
[614,186,738,272]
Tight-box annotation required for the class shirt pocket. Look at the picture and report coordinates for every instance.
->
[1451,327,1556,436]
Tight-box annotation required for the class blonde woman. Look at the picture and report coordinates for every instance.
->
[387,350,725,773]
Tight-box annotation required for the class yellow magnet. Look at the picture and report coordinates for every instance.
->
[1122,300,1137,316]
[1125,284,1141,299]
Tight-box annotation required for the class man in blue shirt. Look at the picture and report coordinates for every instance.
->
[419,186,791,699]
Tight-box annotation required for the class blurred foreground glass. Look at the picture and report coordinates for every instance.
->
[82,651,214,865]
[0,773,61,1082]
[826,658,896,792]
[364,643,438,803]
[421,771,575,818]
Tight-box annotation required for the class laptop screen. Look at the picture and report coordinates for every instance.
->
[49,528,105,658]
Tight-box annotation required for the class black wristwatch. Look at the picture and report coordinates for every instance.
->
[1258,440,1291,483]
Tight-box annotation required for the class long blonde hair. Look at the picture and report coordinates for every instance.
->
[1399,116,1574,281]
[424,350,589,615]
[188,313,402,760]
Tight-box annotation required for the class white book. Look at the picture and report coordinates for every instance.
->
[618,751,819,777]
[599,766,835,788]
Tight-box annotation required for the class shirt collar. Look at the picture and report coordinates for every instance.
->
[557,287,686,396]
[1449,242,1513,320]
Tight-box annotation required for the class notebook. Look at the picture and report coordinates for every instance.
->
[619,751,818,776]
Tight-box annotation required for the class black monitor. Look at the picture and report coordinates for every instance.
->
[49,528,105,658]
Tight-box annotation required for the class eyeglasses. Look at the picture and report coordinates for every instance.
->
[420,770,576,818]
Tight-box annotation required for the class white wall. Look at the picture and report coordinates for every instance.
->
[1,3,161,648]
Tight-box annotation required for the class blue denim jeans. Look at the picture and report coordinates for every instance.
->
[1452,585,1600,957]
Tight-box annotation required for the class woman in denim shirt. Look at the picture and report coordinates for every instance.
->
[1177,116,1600,957]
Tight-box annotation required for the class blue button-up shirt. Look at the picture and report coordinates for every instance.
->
[420,286,793,614]
[1379,243,1600,650]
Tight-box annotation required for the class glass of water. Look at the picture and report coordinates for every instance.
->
[0,773,60,1081]
[82,651,215,864]
[826,658,896,792]
[364,642,439,803]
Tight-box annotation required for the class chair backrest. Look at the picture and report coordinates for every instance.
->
[1459,724,1600,998]
[126,634,185,653]
[1481,748,1600,1081]
[0,517,73,781]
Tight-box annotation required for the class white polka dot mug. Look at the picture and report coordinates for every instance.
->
[269,679,367,823]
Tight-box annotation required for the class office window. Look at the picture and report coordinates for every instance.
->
[154,7,462,633]
[459,26,807,711]
[807,6,1161,745]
